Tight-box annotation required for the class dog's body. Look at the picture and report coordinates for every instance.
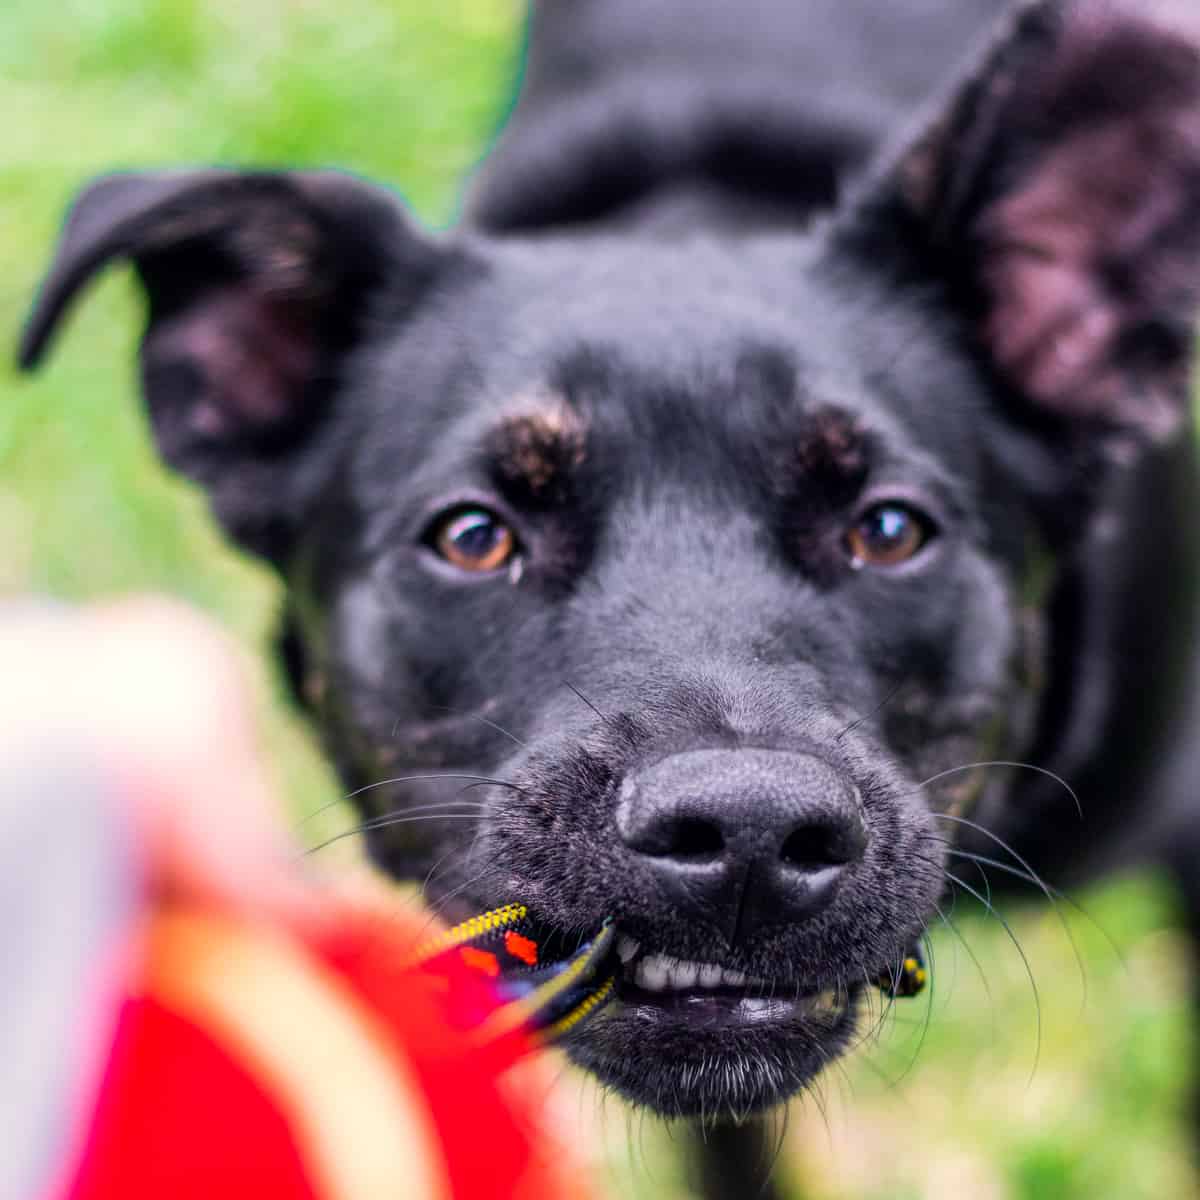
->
[18,1,1200,1196]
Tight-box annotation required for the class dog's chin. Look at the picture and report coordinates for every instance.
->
[563,958,860,1118]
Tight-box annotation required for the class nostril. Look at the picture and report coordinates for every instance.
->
[672,817,725,859]
[642,815,725,861]
[780,819,864,872]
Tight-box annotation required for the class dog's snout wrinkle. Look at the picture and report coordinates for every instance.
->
[617,748,866,944]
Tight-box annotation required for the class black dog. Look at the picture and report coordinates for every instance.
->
[18,0,1200,1194]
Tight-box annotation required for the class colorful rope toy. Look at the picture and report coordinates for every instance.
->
[872,942,929,999]
[406,904,619,1046]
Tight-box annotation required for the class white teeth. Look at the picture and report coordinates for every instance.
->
[668,959,699,989]
[634,954,671,991]
[616,938,823,1017]
[627,952,758,993]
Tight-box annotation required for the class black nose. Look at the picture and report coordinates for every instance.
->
[616,749,867,945]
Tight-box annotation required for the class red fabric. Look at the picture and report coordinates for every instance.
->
[69,996,318,1200]
[316,916,562,1200]
[61,909,591,1200]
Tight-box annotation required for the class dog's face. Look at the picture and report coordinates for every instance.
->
[20,0,1200,1116]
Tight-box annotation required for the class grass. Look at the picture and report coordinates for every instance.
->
[1,2,1195,1196]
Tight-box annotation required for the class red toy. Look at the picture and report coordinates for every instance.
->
[63,897,606,1200]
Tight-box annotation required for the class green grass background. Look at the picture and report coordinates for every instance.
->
[1,2,1195,1196]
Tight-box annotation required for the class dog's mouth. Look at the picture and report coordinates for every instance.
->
[428,901,921,1037]
[609,934,845,1028]
[424,898,919,1114]
[461,908,851,1036]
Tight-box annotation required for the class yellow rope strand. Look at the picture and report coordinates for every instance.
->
[537,974,617,1043]
[402,902,528,969]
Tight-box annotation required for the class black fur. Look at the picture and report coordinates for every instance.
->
[17,0,1200,1191]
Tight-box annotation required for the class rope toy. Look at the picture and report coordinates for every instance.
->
[405,905,619,1046]
[873,942,929,998]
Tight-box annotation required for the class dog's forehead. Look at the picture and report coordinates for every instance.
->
[480,234,831,374]
[362,233,987,504]
[431,238,867,434]
[471,234,976,409]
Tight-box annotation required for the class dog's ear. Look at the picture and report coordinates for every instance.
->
[18,170,447,560]
[843,0,1200,448]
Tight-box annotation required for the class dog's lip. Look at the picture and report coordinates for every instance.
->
[616,986,845,1030]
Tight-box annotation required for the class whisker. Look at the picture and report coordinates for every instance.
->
[950,847,1124,988]
[967,855,993,908]
[298,771,526,828]
[933,901,998,1048]
[851,966,898,1055]
[364,797,489,816]
[766,1106,790,1198]
[304,810,487,856]
[936,813,1091,999]
[934,812,1054,902]
[806,1071,835,1164]
[297,792,352,829]
[344,772,528,803]
[915,760,1082,820]
[404,863,508,951]
[452,778,530,801]
[871,971,901,1047]
[853,1045,904,1085]
[949,847,1048,892]
[888,930,937,1087]
[944,870,1043,1087]
[424,704,528,749]
[915,833,992,907]
[951,854,1125,975]
[834,680,904,744]
[563,680,611,725]
[454,787,504,872]
[420,845,483,922]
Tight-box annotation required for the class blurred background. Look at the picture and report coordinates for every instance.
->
[1,1,1195,1196]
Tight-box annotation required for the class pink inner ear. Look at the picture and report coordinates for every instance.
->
[982,122,1157,421]
[145,287,318,440]
[970,2,1200,434]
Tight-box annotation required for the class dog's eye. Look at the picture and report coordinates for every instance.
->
[430,507,517,572]
[846,503,933,568]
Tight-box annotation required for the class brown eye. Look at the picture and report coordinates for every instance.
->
[846,503,933,568]
[432,507,517,572]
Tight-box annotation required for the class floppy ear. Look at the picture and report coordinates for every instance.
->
[844,0,1200,448]
[18,170,444,560]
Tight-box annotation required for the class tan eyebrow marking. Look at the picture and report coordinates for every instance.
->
[793,405,868,487]
[490,390,587,498]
